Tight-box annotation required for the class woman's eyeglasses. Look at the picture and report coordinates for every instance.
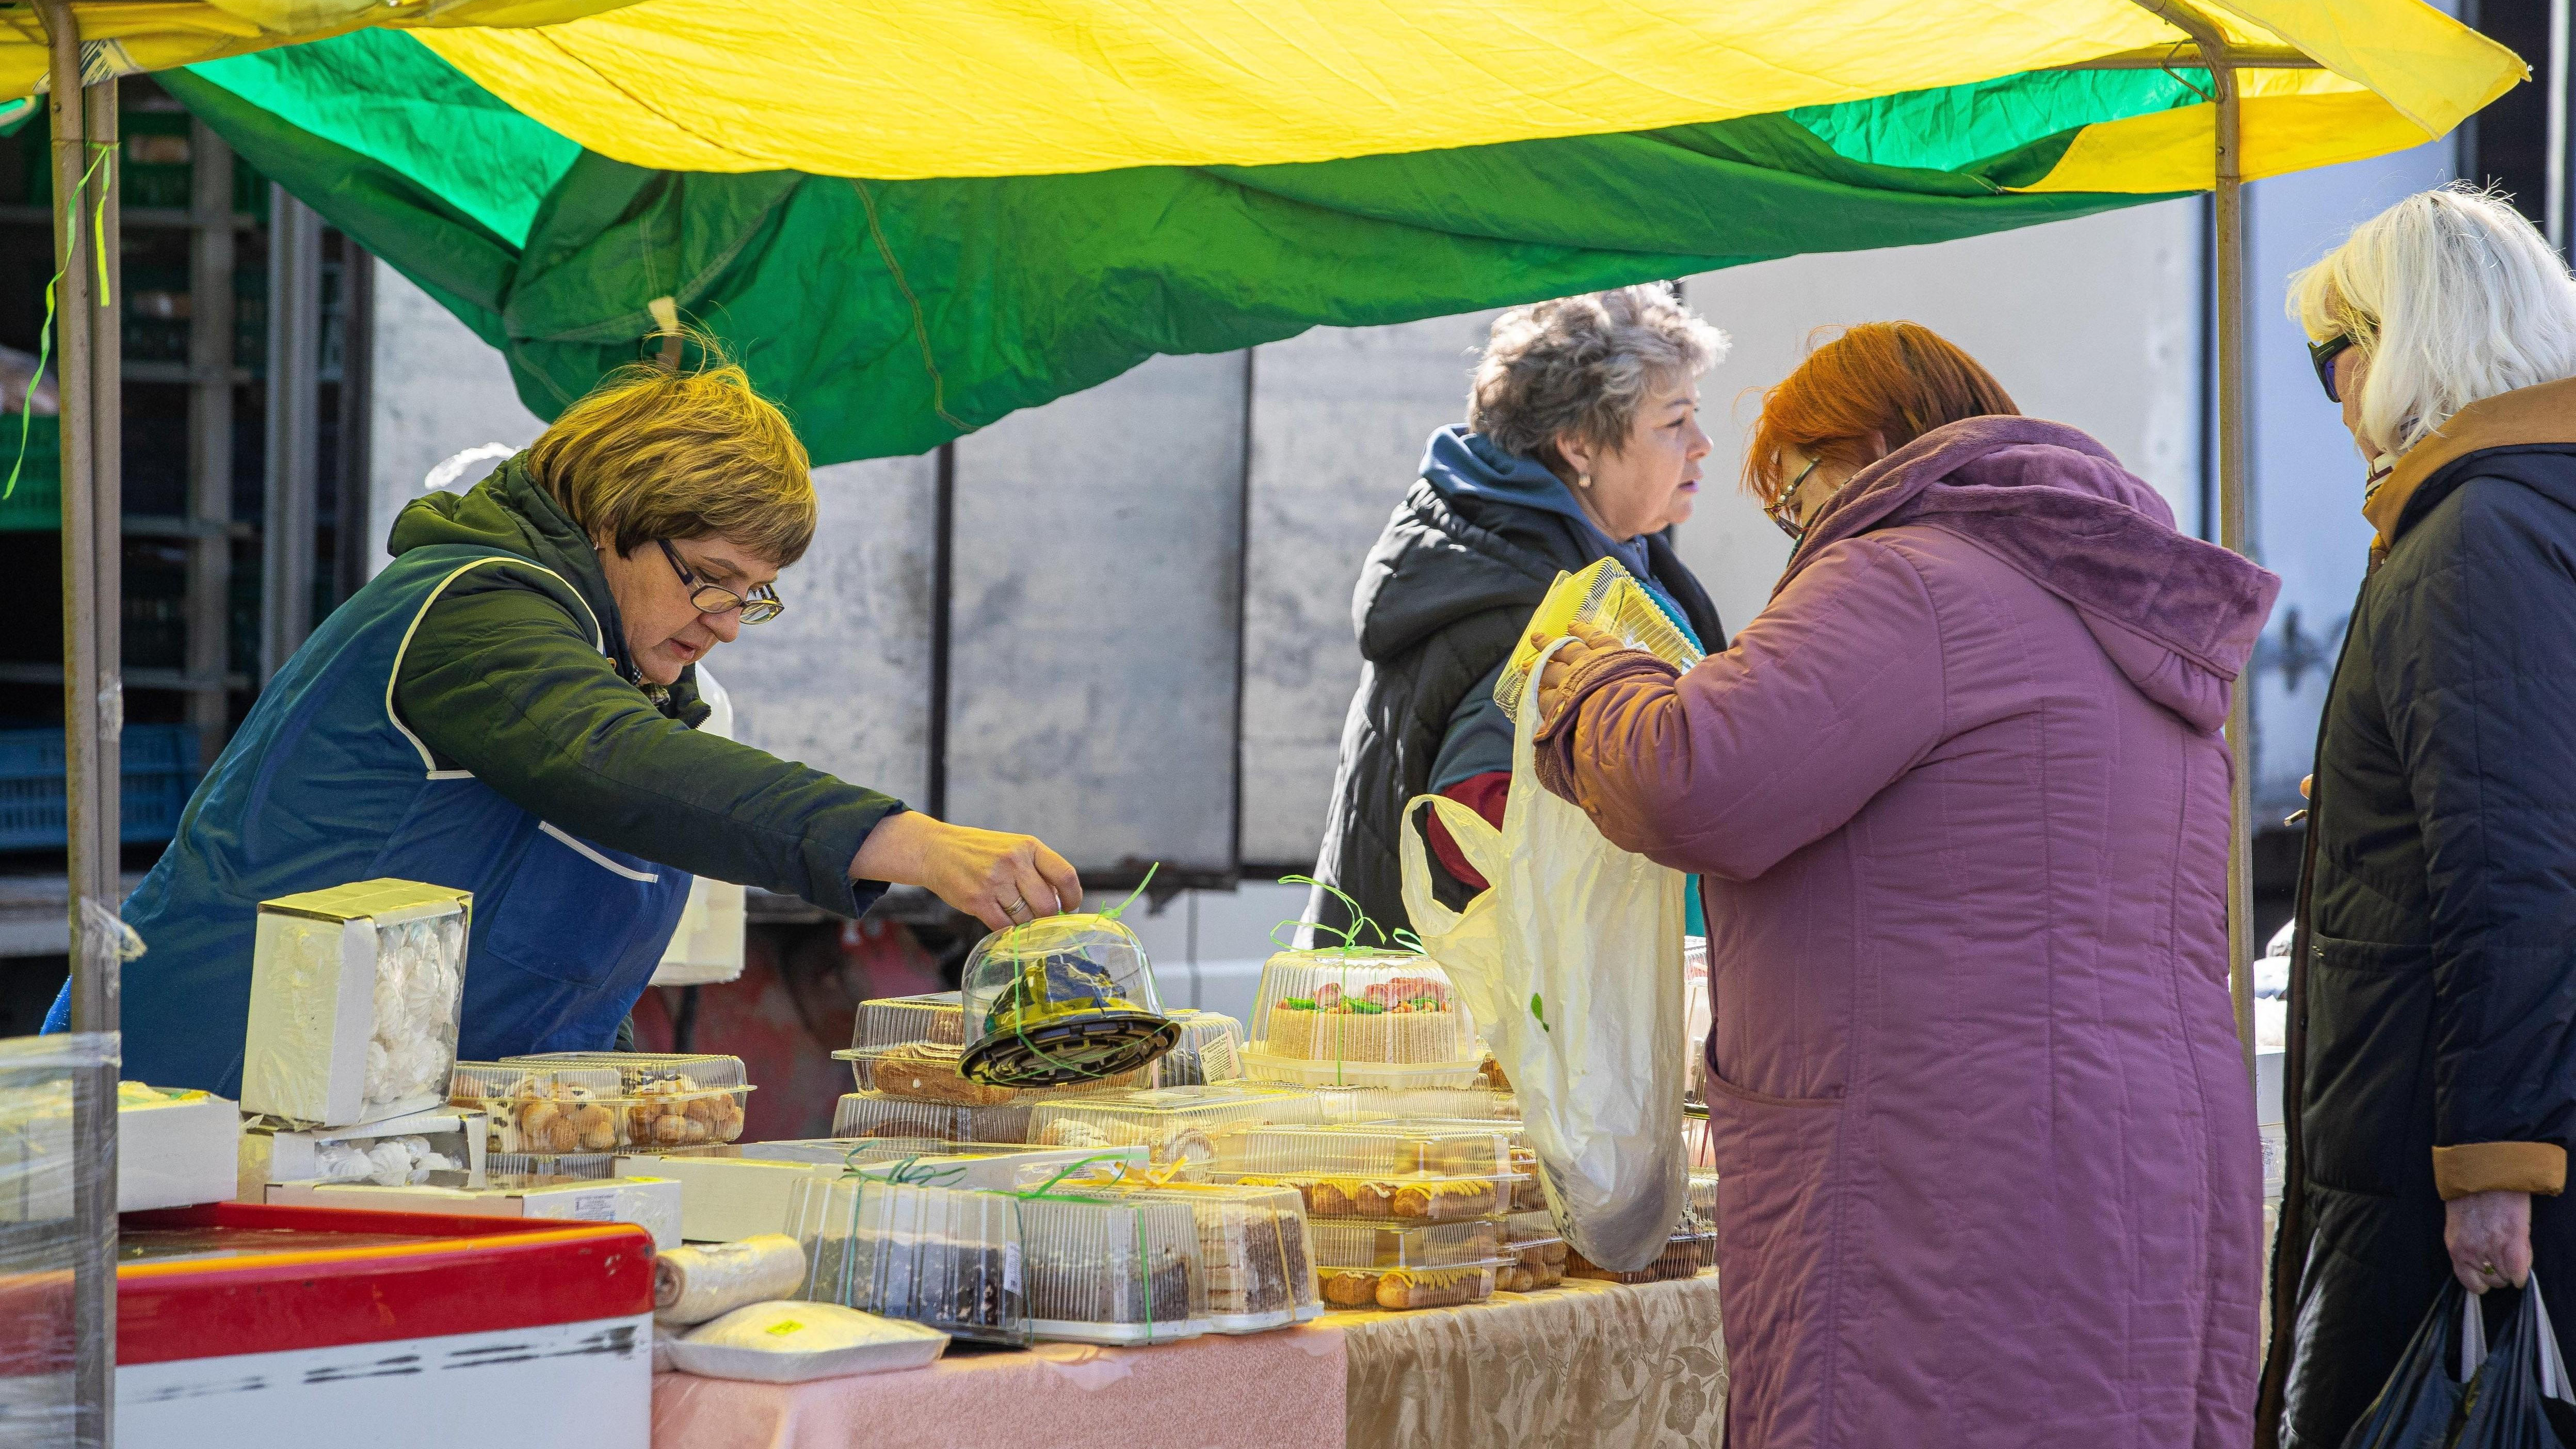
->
[2309,333,2356,403]
[658,540,785,624]
[1766,456,1823,540]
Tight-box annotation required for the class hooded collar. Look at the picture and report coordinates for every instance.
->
[1784,415,2281,731]
[2364,375,2576,557]
[1419,425,1654,581]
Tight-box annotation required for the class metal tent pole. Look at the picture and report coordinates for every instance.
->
[2122,0,2258,1073]
[37,1,121,1442]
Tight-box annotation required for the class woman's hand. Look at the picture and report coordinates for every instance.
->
[2446,1189,2534,1293]
[850,811,1084,932]
[1532,621,1624,725]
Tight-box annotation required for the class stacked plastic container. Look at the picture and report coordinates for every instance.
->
[1240,951,1484,1090]
[832,993,1160,1141]
[1013,1191,1208,1344]
[956,914,1179,1088]
[449,1053,752,1157]
[1321,1086,1520,1123]
[1375,1116,1549,1212]
[1209,1124,1520,1311]
[1027,1085,1331,1167]
[1157,1010,1246,1088]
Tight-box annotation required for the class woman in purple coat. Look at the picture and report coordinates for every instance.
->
[1531,324,2275,1447]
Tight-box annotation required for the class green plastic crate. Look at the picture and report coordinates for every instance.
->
[0,415,60,531]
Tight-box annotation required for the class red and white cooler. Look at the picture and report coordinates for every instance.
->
[6,1202,654,1448]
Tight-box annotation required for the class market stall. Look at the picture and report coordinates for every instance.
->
[0,2,2533,1444]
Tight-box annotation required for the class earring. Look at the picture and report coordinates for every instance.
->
[1577,473,1591,489]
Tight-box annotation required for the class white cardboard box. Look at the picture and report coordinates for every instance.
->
[265,1173,681,1249]
[237,1106,489,1200]
[240,879,470,1128]
[118,1084,243,1213]
[613,1151,841,1242]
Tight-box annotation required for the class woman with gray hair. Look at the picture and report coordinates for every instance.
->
[1309,284,1727,938]
[2261,185,2576,1447]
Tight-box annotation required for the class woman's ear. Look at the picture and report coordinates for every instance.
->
[1555,430,1596,486]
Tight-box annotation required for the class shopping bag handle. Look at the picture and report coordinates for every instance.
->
[2459,1269,2576,1404]
[1398,793,1505,935]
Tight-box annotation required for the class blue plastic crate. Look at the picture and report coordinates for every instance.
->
[0,725,202,849]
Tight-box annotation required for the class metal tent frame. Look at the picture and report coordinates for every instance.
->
[29,1,2433,1440]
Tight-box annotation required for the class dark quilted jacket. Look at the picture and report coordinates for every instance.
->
[1307,476,1719,939]
[2260,394,2576,1446]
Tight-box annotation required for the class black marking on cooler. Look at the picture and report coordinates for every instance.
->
[440,1322,639,1369]
[305,1351,424,1383]
[131,1373,269,1402]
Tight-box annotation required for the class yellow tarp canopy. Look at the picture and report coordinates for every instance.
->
[0,0,2523,191]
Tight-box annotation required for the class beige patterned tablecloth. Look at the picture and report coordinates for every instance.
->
[1334,1273,1727,1449]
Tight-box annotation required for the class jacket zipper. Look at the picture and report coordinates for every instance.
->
[2253,558,2376,1444]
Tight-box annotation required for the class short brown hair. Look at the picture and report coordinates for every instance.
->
[526,351,816,567]
[1743,322,2018,504]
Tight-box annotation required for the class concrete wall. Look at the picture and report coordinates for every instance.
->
[366,262,544,569]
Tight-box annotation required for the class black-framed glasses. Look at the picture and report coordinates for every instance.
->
[2309,333,2357,403]
[657,539,784,624]
[1766,456,1822,540]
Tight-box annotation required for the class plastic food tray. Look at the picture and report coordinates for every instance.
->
[1370,1116,1546,1211]
[831,1091,1035,1144]
[1317,1263,1496,1312]
[1308,1217,1502,1270]
[1318,1087,1520,1123]
[1027,1085,1328,1167]
[849,993,966,1050]
[1056,1179,1320,1332]
[452,1059,751,1153]
[482,1151,617,1182]
[785,1178,1029,1345]
[1241,951,1483,1089]
[1498,1213,1568,1292]
[1013,1191,1209,1344]
[1216,1125,1518,1221]
[835,1042,1149,1105]
[1567,1231,1715,1284]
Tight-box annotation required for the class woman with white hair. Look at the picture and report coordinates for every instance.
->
[2259,185,2576,1447]
[1309,285,1727,938]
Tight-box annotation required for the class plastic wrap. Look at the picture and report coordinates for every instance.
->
[0,1033,112,1442]
[654,1234,809,1325]
[1027,1085,1328,1167]
[454,1056,751,1152]
[957,913,1178,1087]
[830,1092,1035,1144]
[786,1179,1029,1345]
[1216,1125,1518,1221]
[240,880,469,1127]
[1492,556,1703,712]
[668,1302,947,1383]
[1241,952,1483,1088]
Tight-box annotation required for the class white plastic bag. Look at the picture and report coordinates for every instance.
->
[1400,637,1689,1271]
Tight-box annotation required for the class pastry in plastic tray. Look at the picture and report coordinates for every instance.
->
[1015,1192,1207,1343]
[831,1091,1035,1144]
[1566,1218,1716,1284]
[1498,1215,1568,1292]
[786,1178,1028,1345]
[1060,1179,1318,1331]
[836,1041,1148,1106]
[451,1058,750,1153]
[1160,1010,1246,1087]
[496,1052,752,1145]
[1307,1218,1500,1270]
[1319,1264,1495,1311]
[1376,1116,1545,1209]
[1244,953,1481,1085]
[1318,1087,1520,1123]
[1216,1125,1516,1220]
[1027,1085,1327,1167]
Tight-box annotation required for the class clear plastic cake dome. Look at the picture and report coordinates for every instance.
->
[1239,879,1484,1089]
[957,897,1178,1089]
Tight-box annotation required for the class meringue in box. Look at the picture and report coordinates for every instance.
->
[240,880,471,1128]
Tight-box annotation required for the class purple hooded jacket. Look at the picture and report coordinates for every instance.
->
[1536,416,2278,1448]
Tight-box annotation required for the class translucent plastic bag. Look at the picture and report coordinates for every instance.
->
[1492,558,1702,717]
[1400,637,1689,1271]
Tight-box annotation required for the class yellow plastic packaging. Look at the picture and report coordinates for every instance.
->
[1493,557,1702,714]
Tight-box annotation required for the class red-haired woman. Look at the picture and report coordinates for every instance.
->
[1531,323,2275,1447]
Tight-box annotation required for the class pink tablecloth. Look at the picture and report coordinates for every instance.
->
[652,1325,1349,1449]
